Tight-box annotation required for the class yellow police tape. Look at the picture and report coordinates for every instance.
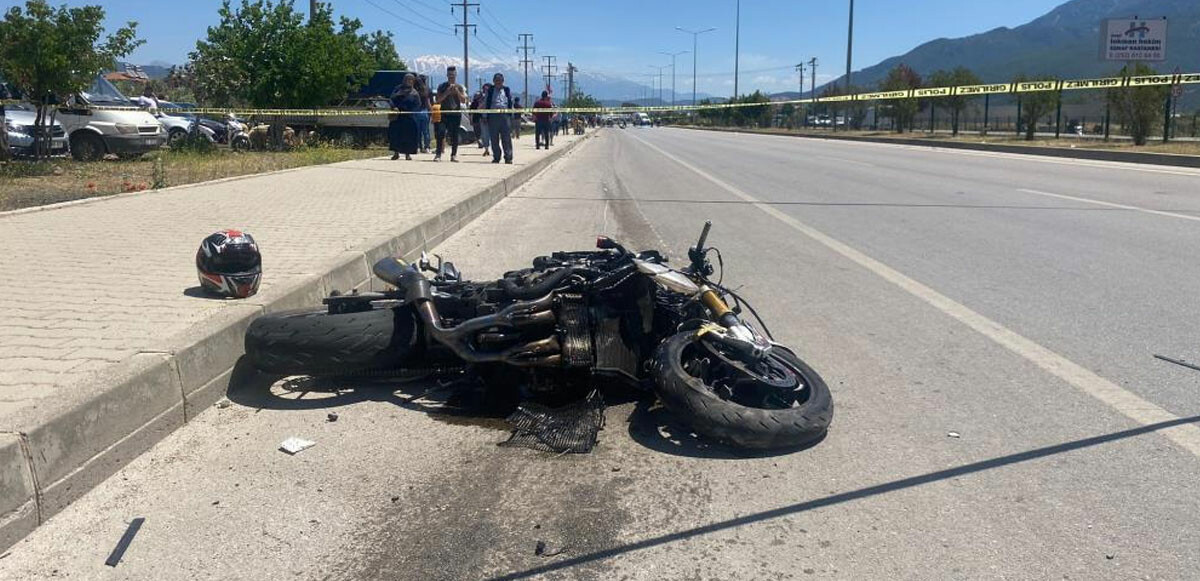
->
[2,72,1196,117]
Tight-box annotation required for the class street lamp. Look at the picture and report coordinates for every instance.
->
[734,0,741,100]
[676,26,716,113]
[658,50,689,108]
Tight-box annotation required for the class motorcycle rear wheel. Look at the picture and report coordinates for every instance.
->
[244,307,417,376]
[650,332,833,450]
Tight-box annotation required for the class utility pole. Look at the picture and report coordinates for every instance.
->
[541,55,557,97]
[518,33,535,108]
[808,57,818,101]
[659,50,689,108]
[733,0,741,99]
[649,65,668,105]
[452,0,479,94]
[795,62,805,126]
[566,62,578,104]
[309,0,318,23]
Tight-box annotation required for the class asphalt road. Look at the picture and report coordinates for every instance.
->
[3,128,1200,580]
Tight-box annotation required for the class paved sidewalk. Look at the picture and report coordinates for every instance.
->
[0,131,592,547]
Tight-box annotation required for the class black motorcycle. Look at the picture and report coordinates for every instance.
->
[244,223,833,450]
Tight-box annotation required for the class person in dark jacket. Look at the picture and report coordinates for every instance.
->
[484,73,514,164]
[389,73,421,160]
[534,91,553,150]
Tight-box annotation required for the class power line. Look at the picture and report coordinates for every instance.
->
[472,32,511,64]
[387,0,454,32]
[363,0,453,36]
[479,6,515,38]
[478,16,514,50]
[407,0,450,15]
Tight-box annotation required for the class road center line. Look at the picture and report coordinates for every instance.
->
[1017,188,1200,223]
[631,133,1200,459]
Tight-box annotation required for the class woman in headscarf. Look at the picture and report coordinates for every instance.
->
[389,73,421,160]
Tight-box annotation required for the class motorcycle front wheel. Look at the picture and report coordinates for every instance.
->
[650,332,833,450]
[244,307,418,376]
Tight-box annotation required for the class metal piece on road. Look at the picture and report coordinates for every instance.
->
[1154,354,1200,373]
[104,517,144,567]
[631,132,1200,459]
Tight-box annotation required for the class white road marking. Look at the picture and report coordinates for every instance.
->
[1017,188,1200,223]
[632,133,1200,458]
[694,129,1200,178]
[815,155,877,168]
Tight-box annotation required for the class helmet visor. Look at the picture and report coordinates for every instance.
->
[209,245,261,274]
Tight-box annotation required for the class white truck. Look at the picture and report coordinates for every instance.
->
[57,77,165,161]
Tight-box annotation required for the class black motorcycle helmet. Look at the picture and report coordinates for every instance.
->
[196,229,261,298]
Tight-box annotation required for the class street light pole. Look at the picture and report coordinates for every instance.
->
[659,50,689,108]
[676,26,716,113]
[734,0,741,100]
[845,0,854,93]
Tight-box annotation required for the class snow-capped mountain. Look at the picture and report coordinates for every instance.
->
[406,54,700,103]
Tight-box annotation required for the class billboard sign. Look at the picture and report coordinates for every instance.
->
[1102,18,1167,61]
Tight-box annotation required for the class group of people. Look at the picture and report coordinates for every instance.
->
[389,66,551,165]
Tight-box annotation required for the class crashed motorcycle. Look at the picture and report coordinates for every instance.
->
[244,223,833,450]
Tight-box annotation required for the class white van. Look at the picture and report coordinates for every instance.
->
[56,76,165,161]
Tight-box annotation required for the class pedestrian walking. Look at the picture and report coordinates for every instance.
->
[471,85,491,157]
[431,98,445,161]
[512,97,522,140]
[436,66,467,162]
[485,73,514,164]
[388,73,421,161]
[534,91,553,150]
[414,75,432,154]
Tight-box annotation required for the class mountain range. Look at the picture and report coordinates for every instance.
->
[404,54,706,105]
[820,0,1200,96]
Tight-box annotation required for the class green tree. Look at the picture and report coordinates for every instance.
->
[0,0,141,158]
[1013,74,1060,141]
[1107,63,1169,146]
[879,64,921,133]
[927,67,980,136]
[729,90,772,127]
[362,30,404,71]
[565,92,602,110]
[188,0,380,108]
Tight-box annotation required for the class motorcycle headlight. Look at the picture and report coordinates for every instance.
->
[115,123,139,134]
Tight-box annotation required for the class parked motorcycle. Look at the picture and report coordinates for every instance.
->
[244,223,833,450]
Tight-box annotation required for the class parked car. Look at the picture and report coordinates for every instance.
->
[155,101,216,145]
[3,105,68,157]
[56,76,166,161]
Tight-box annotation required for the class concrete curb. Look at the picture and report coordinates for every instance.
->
[679,126,1200,169]
[0,132,594,550]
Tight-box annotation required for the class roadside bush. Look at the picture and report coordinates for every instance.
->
[169,130,217,154]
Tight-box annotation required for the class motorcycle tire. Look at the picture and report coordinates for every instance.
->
[244,307,417,376]
[651,332,833,450]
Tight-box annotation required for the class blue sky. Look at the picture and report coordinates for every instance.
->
[10,0,1066,95]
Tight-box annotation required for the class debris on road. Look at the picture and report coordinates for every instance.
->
[534,540,567,557]
[215,399,232,409]
[947,431,961,438]
[1153,354,1200,373]
[279,437,316,455]
[327,412,339,422]
[104,517,145,567]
